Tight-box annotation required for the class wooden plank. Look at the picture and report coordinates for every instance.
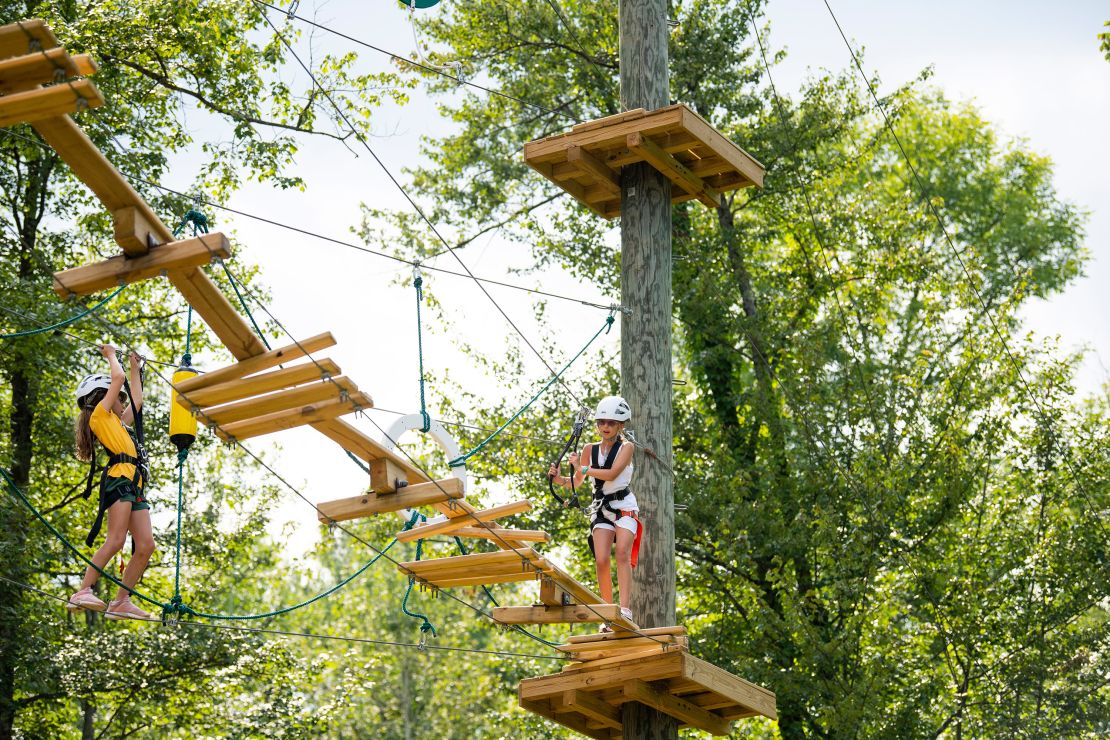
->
[395,499,532,543]
[32,116,173,250]
[566,145,620,197]
[562,646,678,673]
[546,564,604,607]
[423,569,550,588]
[369,458,407,494]
[679,105,765,187]
[683,653,777,720]
[182,359,342,407]
[315,477,463,522]
[562,635,685,654]
[627,132,720,208]
[556,690,622,730]
[175,333,337,394]
[399,547,543,575]
[452,527,550,543]
[0,78,103,127]
[519,650,685,699]
[492,604,621,626]
[215,393,371,442]
[168,267,267,359]
[0,49,97,94]
[411,559,551,580]
[51,233,232,298]
[519,697,611,740]
[310,418,429,486]
[566,625,687,644]
[620,679,731,735]
[528,160,609,218]
[524,105,684,161]
[201,376,358,426]
[571,107,646,133]
[0,20,59,60]
[567,644,685,663]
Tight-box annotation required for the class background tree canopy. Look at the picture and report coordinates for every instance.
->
[0,0,1106,738]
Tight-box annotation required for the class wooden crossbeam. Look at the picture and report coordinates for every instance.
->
[423,570,549,588]
[0,79,104,128]
[520,651,686,701]
[679,106,765,188]
[561,635,686,655]
[0,49,97,94]
[369,459,408,493]
[519,698,610,740]
[174,333,337,394]
[202,376,359,426]
[169,267,268,359]
[51,233,232,298]
[546,564,604,607]
[395,499,532,543]
[566,625,687,644]
[452,527,550,543]
[399,547,543,576]
[620,679,730,735]
[539,578,573,607]
[555,690,622,731]
[491,604,625,626]
[315,477,463,522]
[182,358,341,408]
[626,132,720,208]
[683,653,777,720]
[215,392,372,442]
[0,20,58,60]
[566,145,620,197]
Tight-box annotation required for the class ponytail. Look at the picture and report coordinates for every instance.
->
[74,389,106,462]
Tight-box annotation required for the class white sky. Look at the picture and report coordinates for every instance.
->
[149,0,1110,548]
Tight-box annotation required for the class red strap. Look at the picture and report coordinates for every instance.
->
[629,512,643,568]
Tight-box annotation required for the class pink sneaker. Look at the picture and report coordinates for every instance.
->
[67,587,106,612]
[105,597,150,621]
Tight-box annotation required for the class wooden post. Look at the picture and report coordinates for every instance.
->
[619,0,675,738]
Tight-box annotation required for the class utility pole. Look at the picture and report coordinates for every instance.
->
[619,0,675,738]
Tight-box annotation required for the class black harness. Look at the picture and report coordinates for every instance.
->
[587,438,632,530]
[81,380,150,547]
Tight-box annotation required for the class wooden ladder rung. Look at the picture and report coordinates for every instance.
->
[182,358,341,408]
[0,48,96,94]
[201,376,359,426]
[214,393,371,442]
[0,79,104,128]
[0,20,59,61]
[491,604,631,627]
[394,499,532,543]
[315,477,464,522]
[174,333,337,394]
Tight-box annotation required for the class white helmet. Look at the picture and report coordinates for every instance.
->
[594,395,631,422]
[75,374,111,408]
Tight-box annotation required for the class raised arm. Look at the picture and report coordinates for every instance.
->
[98,345,126,413]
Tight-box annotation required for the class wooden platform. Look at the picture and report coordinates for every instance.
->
[519,648,776,738]
[523,104,765,218]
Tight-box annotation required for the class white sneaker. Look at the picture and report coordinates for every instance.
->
[67,587,106,612]
[620,607,634,623]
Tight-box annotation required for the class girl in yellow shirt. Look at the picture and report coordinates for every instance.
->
[67,345,155,620]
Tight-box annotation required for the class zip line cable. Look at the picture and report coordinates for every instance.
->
[0,574,566,662]
[820,0,1108,540]
[250,1,593,411]
[0,129,622,315]
[254,1,584,124]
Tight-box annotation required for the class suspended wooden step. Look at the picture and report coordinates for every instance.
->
[0,47,97,94]
[398,547,551,589]
[316,477,465,522]
[395,499,532,542]
[519,648,776,739]
[0,19,58,59]
[523,103,765,219]
[492,604,637,631]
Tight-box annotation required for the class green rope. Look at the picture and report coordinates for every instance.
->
[173,208,209,238]
[172,448,188,608]
[183,305,193,366]
[414,270,431,433]
[0,285,126,340]
[220,261,272,352]
[448,313,615,468]
[0,466,168,611]
[401,511,437,637]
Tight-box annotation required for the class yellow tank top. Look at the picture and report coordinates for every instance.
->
[89,404,141,487]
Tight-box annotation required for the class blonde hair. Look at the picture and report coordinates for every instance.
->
[74,389,106,462]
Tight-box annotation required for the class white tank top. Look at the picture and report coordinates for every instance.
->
[595,441,636,511]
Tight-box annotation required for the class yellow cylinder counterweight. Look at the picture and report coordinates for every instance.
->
[170,363,199,451]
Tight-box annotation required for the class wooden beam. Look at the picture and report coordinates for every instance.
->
[555,691,622,730]
[519,650,685,700]
[51,233,231,299]
[112,205,161,256]
[168,267,267,359]
[369,458,407,494]
[453,527,550,543]
[683,653,777,720]
[0,20,59,61]
[567,145,620,197]
[562,635,685,655]
[679,106,765,188]
[315,477,463,522]
[0,79,104,128]
[174,333,337,394]
[626,131,720,208]
[0,49,97,94]
[519,697,611,740]
[539,577,572,607]
[566,625,686,644]
[546,564,604,607]
[562,647,678,673]
[215,393,372,442]
[619,679,731,735]
[422,570,549,588]
[491,604,622,626]
[399,547,543,576]
[201,376,358,426]
[32,116,173,250]
[181,359,341,408]
[395,499,532,543]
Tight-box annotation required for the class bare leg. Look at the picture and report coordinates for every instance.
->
[115,508,154,601]
[592,526,616,603]
[614,526,636,610]
[79,501,131,590]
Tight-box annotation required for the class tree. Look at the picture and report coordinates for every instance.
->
[0,1,410,736]
[360,0,1108,736]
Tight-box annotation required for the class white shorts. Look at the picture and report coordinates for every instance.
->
[592,512,638,535]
